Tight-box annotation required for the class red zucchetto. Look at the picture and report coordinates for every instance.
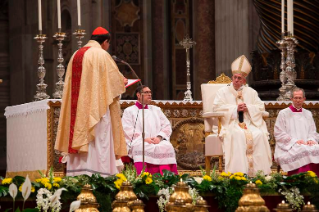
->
[92,27,109,35]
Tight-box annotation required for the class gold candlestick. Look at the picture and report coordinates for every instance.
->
[75,184,99,211]
[34,33,50,101]
[302,201,318,212]
[73,29,86,49]
[53,31,67,99]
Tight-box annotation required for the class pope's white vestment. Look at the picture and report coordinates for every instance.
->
[121,104,177,165]
[274,107,319,172]
[213,84,272,176]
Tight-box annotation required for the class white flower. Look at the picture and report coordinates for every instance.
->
[265,176,272,182]
[193,177,203,184]
[69,200,81,212]
[22,175,32,201]
[36,188,52,212]
[9,183,18,200]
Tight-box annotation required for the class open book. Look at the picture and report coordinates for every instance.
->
[126,79,141,88]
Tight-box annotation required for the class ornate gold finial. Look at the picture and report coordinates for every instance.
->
[302,201,318,212]
[208,73,232,84]
[130,199,145,212]
[167,198,193,212]
[235,182,269,212]
[273,200,293,212]
[112,197,131,212]
[75,184,99,211]
[115,181,138,203]
[166,180,193,211]
[193,197,210,212]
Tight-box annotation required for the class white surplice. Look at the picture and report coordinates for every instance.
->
[121,104,177,165]
[274,107,319,172]
[213,84,272,175]
[66,109,118,177]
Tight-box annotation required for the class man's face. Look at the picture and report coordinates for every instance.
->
[291,90,305,109]
[137,87,152,105]
[232,73,246,90]
[101,40,110,51]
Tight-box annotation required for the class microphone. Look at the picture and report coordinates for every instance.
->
[112,55,142,87]
[238,111,244,123]
[112,55,127,64]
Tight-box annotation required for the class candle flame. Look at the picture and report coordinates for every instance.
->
[282,200,285,204]
[308,201,311,205]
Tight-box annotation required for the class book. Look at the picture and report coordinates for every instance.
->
[126,79,141,88]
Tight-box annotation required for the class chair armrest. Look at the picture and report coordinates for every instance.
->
[262,111,269,118]
[202,112,224,118]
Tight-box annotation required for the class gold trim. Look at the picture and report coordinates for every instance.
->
[238,56,244,72]
[6,170,46,181]
[208,73,232,84]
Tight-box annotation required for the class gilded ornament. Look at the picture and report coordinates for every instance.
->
[273,200,293,212]
[166,180,193,211]
[130,199,145,212]
[75,184,99,212]
[302,202,318,212]
[115,181,138,203]
[236,182,269,212]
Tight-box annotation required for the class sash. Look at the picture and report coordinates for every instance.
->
[68,46,91,153]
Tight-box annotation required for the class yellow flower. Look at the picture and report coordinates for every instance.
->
[31,186,35,193]
[203,175,212,182]
[234,172,244,177]
[218,176,224,181]
[116,173,127,181]
[230,175,234,180]
[2,178,12,185]
[53,183,60,188]
[241,177,246,181]
[35,179,41,183]
[114,179,123,189]
[307,171,317,178]
[40,178,50,185]
[220,172,230,177]
[145,177,153,184]
[53,177,62,183]
[19,185,22,192]
[235,176,241,181]
[44,183,52,190]
[255,180,262,185]
[314,179,318,184]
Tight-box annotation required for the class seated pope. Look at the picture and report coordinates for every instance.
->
[274,88,319,176]
[213,55,272,177]
[121,85,178,174]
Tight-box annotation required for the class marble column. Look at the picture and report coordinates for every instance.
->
[193,0,215,100]
[151,0,169,100]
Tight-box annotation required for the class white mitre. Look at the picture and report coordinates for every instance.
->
[231,55,252,77]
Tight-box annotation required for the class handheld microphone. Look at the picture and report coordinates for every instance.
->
[238,111,244,123]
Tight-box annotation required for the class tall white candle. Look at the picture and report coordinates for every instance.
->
[38,0,42,31]
[291,0,294,36]
[57,0,61,29]
[77,0,81,26]
[287,0,292,34]
[281,0,285,33]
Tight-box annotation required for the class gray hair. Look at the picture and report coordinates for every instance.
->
[291,87,305,98]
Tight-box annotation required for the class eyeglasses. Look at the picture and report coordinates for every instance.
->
[141,91,152,94]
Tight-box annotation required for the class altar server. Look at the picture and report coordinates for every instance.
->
[121,85,178,174]
[274,88,319,175]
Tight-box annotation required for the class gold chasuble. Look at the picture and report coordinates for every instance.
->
[55,40,127,157]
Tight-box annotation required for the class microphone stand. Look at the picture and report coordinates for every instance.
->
[117,59,146,170]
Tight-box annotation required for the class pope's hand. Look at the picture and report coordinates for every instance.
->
[124,77,128,85]
[237,103,247,112]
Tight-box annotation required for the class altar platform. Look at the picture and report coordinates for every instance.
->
[4,99,319,178]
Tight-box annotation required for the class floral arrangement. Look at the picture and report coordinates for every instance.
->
[1,166,319,212]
